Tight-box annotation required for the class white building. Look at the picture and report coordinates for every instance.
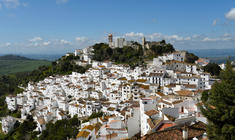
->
[1,116,17,134]
[115,38,125,48]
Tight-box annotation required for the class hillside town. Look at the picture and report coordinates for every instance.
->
[2,35,218,140]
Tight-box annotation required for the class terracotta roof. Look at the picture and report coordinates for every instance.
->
[183,84,197,89]
[147,118,155,129]
[139,85,150,90]
[165,84,176,88]
[149,73,164,77]
[156,92,165,97]
[175,90,194,96]
[143,121,206,140]
[105,133,118,139]
[107,107,115,111]
[172,100,183,104]
[161,100,172,106]
[82,125,95,131]
[99,115,115,123]
[37,118,46,125]
[145,109,159,117]
[158,123,176,131]
[165,114,176,121]
[76,131,90,138]
[136,79,147,83]
[118,77,127,81]
[128,80,135,83]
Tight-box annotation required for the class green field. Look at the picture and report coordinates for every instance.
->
[0,60,51,75]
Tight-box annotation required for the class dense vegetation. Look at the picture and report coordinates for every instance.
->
[92,43,144,67]
[3,115,38,140]
[0,55,51,75]
[185,52,199,63]
[39,116,80,140]
[203,63,222,76]
[149,43,175,58]
[92,41,175,68]
[201,59,235,140]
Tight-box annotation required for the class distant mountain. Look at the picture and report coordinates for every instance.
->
[187,49,235,64]
[0,55,32,60]
[207,56,235,64]
[22,54,64,61]
[189,49,235,58]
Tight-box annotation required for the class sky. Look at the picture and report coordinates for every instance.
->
[0,0,235,54]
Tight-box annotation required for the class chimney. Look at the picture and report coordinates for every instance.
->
[182,125,188,140]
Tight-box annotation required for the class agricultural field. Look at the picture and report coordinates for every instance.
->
[0,55,51,75]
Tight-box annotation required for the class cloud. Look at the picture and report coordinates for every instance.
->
[148,33,162,40]
[56,0,69,4]
[5,42,11,47]
[122,32,194,43]
[225,8,235,20]
[125,32,144,38]
[122,32,235,44]
[75,37,88,42]
[223,33,231,37]
[2,0,20,8]
[29,37,43,42]
[43,41,51,46]
[165,35,185,41]
[222,37,233,41]
[0,3,2,9]
[202,37,218,42]
[60,39,71,45]
[147,33,192,42]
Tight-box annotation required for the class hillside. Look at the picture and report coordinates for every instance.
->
[0,55,51,75]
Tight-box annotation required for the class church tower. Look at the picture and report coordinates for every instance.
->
[142,37,146,48]
[108,34,113,48]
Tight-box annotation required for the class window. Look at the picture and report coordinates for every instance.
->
[181,106,184,112]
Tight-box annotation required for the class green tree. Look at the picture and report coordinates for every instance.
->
[201,59,235,140]
[220,59,235,85]
[39,116,80,140]
[185,52,199,63]
[203,63,222,76]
